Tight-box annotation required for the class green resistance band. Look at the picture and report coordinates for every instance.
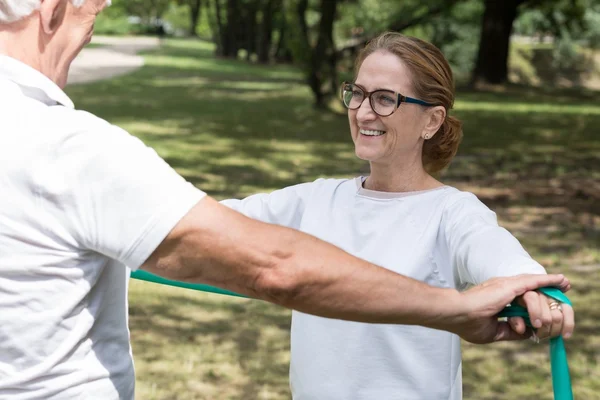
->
[498,287,573,400]
[130,271,572,399]
[130,270,247,298]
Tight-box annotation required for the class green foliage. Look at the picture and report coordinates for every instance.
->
[582,5,600,48]
[334,0,478,83]
[511,0,599,87]
[514,0,593,41]
[94,2,139,35]
[552,34,585,71]
[121,0,172,23]
[94,14,138,35]
[195,10,214,39]
[427,0,483,84]
[162,3,192,36]
[509,40,596,89]
[335,0,400,39]
[282,0,312,67]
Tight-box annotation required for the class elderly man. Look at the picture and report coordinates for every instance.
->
[0,1,573,399]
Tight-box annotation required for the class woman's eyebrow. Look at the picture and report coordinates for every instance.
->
[355,82,397,92]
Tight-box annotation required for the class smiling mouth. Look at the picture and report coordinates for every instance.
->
[360,129,386,137]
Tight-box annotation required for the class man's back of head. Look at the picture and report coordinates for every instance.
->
[0,0,110,87]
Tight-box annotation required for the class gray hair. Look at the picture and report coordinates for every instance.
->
[0,0,87,24]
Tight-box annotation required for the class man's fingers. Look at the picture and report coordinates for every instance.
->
[510,274,567,298]
[561,304,575,339]
[519,291,543,329]
[558,278,571,292]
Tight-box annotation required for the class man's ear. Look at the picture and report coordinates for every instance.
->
[40,0,68,35]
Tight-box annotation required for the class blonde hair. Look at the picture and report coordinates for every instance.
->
[355,32,463,173]
[0,0,86,24]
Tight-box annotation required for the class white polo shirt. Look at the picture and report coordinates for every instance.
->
[0,55,205,399]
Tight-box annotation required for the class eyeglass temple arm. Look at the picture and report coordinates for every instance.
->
[401,95,433,107]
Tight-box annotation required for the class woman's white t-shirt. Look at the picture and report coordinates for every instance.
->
[222,177,545,400]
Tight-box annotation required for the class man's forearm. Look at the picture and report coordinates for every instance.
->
[251,225,464,327]
[142,197,463,329]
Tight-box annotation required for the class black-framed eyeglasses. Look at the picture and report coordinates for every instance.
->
[341,82,433,117]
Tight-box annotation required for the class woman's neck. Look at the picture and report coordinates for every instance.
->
[363,160,443,193]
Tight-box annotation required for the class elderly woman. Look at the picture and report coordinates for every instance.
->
[222,32,574,399]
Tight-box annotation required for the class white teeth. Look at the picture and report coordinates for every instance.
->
[360,129,386,136]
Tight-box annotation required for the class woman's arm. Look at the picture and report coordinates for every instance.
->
[220,181,317,228]
[444,192,546,285]
[444,192,574,339]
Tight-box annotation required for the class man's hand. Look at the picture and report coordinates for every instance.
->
[447,274,571,344]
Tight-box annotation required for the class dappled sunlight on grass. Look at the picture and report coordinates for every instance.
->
[129,283,291,400]
[65,38,600,400]
[456,100,600,114]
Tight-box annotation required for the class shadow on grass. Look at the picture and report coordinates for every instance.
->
[129,289,292,399]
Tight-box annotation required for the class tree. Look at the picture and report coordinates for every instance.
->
[241,0,260,61]
[471,0,590,86]
[211,0,242,58]
[179,0,203,37]
[335,0,464,57]
[257,0,278,63]
[273,0,293,63]
[286,0,339,107]
[471,0,525,85]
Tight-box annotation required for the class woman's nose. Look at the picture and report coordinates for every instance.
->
[356,97,377,121]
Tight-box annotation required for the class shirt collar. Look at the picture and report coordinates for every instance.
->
[0,54,75,109]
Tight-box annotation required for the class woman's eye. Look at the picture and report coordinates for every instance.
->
[377,95,395,105]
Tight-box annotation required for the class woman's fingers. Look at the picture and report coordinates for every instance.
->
[508,316,526,335]
[537,294,554,339]
[548,300,564,338]
[560,303,575,339]
[513,290,574,341]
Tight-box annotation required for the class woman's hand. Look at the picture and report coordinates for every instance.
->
[509,291,575,341]
[450,274,571,344]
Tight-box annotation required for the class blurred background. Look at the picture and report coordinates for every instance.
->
[67,0,599,398]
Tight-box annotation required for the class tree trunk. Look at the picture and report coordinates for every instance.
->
[296,0,309,45]
[274,13,293,62]
[244,1,259,61]
[257,0,275,63]
[213,0,226,55]
[188,0,202,37]
[471,0,525,85]
[308,0,337,107]
[222,0,241,58]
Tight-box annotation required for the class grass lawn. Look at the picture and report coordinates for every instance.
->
[66,39,600,400]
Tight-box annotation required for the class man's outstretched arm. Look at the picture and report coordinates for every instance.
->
[141,197,572,344]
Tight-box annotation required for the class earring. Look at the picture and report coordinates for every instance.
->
[424,134,430,140]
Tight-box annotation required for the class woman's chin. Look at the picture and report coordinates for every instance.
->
[354,149,378,163]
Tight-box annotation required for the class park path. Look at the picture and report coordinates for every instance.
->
[67,36,160,85]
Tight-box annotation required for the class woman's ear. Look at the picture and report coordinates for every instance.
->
[40,0,68,35]
[422,106,446,140]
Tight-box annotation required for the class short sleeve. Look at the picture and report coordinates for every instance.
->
[35,111,206,270]
[220,181,318,229]
[443,192,546,286]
